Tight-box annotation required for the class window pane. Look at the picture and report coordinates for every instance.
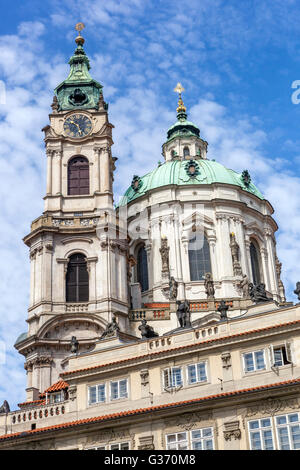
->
[288,414,299,423]
[278,427,290,450]
[97,384,105,402]
[274,348,283,366]
[261,419,271,427]
[188,365,197,384]
[250,431,262,450]
[197,363,207,381]
[89,386,96,404]
[188,234,211,281]
[191,430,201,439]
[249,420,259,430]
[255,351,265,370]
[192,441,202,450]
[276,416,287,425]
[262,430,274,450]
[172,368,182,386]
[244,353,254,372]
[111,382,119,400]
[119,380,128,398]
[202,428,212,437]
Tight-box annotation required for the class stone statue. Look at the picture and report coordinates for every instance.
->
[169,276,178,301]
[294,282,300,301]
[275,256,286,303]
[160,237,170,277]
[204,273,215,299]
[70,336,79,354]
[249,283,270,303]
[100,316,120,339]
[138,319,158,339]
[237,274,250,298]
[0,400,10,414]
[217,300,229,321]
[176,300,191,328]
[230,233,242,276]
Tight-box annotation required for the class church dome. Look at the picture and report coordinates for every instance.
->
[119,159,264,206]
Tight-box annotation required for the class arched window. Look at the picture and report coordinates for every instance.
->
[137,245,149,292]
[188,233,211,281]
[68,156,89,195]
[183,146,190,158]
[250,241,261,285]
[66,253,89,302]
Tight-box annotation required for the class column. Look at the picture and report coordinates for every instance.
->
[87,257,98,303]
[29,249,37,307]
[42,242,53,302]
[52,150,62,195]
[93,146,101,193]
[261,247,271,292]
[46,149,53,195]
[100,146,110,193]
[265,231,277,295]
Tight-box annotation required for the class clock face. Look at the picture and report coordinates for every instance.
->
[64,114,92,138]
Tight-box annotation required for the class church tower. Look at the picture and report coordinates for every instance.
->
[15,25,129,401]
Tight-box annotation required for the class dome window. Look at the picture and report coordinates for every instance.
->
[250,241,262,285]
[183,146,190,157]
[137,245,149,292]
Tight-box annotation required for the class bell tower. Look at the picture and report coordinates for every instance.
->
[15,25,129,401]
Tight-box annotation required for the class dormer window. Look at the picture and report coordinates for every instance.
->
[183,146,190,158]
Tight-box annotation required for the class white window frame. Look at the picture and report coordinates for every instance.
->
[110,442,130,450]
[163,367,183,390]
[186,361,208,385]
[248,417,274,450]
[166,427,214,450]
[88,383,106,405]
[275,412,300,450]
[110,378,129,401]
[269,342,292,369]
[242,349,266,373]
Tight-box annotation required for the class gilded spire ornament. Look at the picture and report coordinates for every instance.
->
[75,22,85,45]
[174,82,187,114]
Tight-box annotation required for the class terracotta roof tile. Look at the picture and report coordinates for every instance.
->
[1,378,300,442]
[18,400,45,408]
[61,319,300,377]
[43,380,69,394]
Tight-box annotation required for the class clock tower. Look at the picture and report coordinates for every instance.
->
[15,26,129,401]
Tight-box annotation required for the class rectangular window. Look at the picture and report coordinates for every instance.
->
[110,379,128,400]
[88,384,106,405]
[187,362,207,384]
[166,432,188,450]
[276,413,300,450]
[273,346,291,367]
[243,350,265,373]
[163,367,183,389]
[191,427,214,450]
[110,442,130,450]
[166,428,214,450]
[248,418,274,450]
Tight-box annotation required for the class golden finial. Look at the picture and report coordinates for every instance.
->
[174,82,186,114]
[75,22,85,45]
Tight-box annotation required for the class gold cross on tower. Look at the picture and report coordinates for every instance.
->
[173,82,186,114]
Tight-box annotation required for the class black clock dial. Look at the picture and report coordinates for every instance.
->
[64,114,92,138]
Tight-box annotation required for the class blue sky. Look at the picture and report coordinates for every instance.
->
[0,0,300,409]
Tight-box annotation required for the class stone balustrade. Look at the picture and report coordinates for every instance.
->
[11,402,67,426]
[130,309,171,321]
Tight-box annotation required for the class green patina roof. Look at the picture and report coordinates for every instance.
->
[166,111,200,142]
[54,38,103,111]
[118,159,264,206]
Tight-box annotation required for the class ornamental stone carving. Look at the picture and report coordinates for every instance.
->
[175,412,213,431]
[204,272,215,299]
[140,369,149,387]
[221,352,232,370]
[138,435,154,450]
[223,421,241,441]
[275,255,286,302]
[237,274,251,298]
[159,236,170,277]
[246,397,299,418]
[230,233,242,276]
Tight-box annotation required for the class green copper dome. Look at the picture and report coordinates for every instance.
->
[119,159,264,206]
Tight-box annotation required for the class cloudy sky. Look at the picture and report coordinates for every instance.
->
[1,0,300,408]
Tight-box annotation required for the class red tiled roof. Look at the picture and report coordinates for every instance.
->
[1,378,300,442]
[18,400,45,408]
[42,380,69,394]
[61,319,300,377]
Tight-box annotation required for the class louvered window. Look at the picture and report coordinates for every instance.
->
[68,156,89,195]
[66,253,89,302]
